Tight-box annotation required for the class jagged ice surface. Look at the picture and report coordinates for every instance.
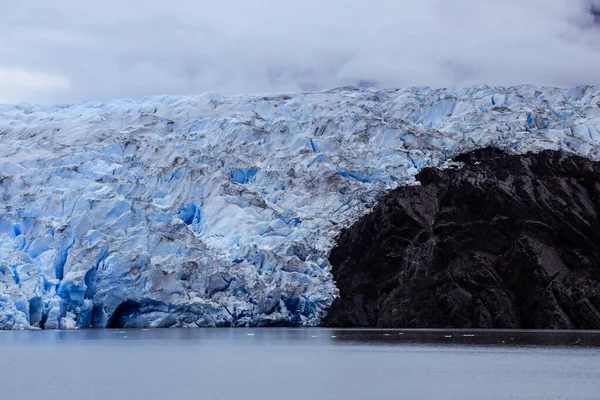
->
[1,85,600,329]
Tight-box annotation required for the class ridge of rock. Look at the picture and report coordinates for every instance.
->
[324,148,600,329]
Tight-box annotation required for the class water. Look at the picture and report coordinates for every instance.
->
[1,329,599,400]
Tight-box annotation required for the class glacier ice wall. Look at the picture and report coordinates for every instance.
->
[1,85,600,329]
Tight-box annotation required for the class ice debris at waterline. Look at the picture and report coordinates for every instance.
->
[1,85,600,329]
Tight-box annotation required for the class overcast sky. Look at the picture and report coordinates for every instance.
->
[1,0,600,103]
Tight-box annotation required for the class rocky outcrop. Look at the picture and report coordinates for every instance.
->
[323,148,600,329]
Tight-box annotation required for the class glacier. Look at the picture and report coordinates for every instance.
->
[1,85,600,329]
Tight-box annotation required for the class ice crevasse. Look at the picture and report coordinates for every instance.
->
[1,85,600,329]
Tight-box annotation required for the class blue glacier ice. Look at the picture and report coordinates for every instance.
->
[1,85,600,329]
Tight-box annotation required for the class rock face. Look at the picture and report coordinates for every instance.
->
[323,148,600,329]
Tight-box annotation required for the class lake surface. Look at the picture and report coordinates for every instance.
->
[1,328,599,400]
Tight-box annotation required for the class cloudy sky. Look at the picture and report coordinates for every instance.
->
[1,0,600,103]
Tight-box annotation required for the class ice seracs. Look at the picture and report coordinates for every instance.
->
[1,85,600,329]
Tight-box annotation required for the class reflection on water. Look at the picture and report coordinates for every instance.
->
[328,329,600,348]
[2,328,600,348]
[1,328,599,400]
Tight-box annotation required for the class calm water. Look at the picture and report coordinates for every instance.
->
[1,329,599,400]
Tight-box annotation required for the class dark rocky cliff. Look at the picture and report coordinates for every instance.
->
[323,148,600,329]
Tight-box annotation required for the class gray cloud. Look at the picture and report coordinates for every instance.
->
[1,0,600,103]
